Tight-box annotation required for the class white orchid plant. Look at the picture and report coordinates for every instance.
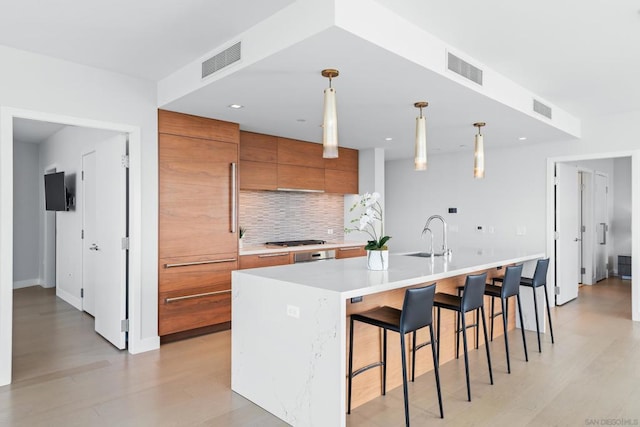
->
[345,192,391,251]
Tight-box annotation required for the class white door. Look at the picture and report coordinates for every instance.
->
[93,134,127,349]
[594,172,609,281]
[556,163,581,305]
[81,151,97,316]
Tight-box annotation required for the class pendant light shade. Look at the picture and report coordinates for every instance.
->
[321,69,339,159]
[414,102,428,171]
[473,122,486,179]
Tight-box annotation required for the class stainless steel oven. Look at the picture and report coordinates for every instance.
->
[293,250,336,263]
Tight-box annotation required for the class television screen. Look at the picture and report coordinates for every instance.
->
[44,172,67,211]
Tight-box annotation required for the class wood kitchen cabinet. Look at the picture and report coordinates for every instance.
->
[335,245,366,259]
[239,131,277,190]
[238,131,358,193]
[325,147,358,194]
[158,110,239,338]
[239,252,291,269]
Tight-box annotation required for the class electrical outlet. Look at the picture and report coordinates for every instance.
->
[327,229,334,235]
[488,226,495,234]
[516,226,527,236]
[286,305,300,318]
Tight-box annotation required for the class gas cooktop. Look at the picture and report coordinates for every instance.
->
[265,240,326,247]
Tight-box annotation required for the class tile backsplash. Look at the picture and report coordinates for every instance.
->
[239,191,345,245]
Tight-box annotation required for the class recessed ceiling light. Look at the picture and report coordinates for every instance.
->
[385,137,393,141]
[459,144,467,148]
[518,137,527,141]
[228,104,244,109]
[296,119,306,123]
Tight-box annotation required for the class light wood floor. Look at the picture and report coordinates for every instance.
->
[2,278,639,426]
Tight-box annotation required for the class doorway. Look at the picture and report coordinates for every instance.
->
[547,153,637,321]
[0,107,144,386]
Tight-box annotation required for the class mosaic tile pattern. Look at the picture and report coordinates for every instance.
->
[239,191,345,245]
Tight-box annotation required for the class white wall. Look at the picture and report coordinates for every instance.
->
[612,157,632,273]
[0,44,159,385]
[13,140,41,288]
[38,126,119,308]
[386,109,640,321]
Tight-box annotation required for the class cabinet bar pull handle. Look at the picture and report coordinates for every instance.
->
[164,258,237,268]
[165,289,231,304]
[258,253,289,258]
[230,162,237,233]
[339,247,361,251]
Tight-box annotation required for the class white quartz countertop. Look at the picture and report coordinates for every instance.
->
[239,241,366,256]
[235,247,545,299]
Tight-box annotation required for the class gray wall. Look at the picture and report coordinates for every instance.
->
[13,141,41,288]
[612,157,632,272]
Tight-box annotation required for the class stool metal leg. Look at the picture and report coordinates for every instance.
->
[502,297,510,373]
[429,324,444,418]
[480,305,494,385]
[382,329,388,395]
[543,283,555,344]
[531,285,542,352]
[490,296,495,341]
[347,317,355,414]
[436,307,441,362]
[516,294,529,362]
[411,330,417,382]
[475,308,480,349]
[455,308,461,359]
[399,333,410,427]
[460,312,472,401]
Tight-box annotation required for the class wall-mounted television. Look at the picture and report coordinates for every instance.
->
[44,172,69,211]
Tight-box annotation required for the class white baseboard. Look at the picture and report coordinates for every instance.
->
[56,287,82,311]
[13,279,43,289]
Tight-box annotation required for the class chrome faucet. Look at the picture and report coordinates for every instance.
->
[421,227,434,256]
[422,215,451,256]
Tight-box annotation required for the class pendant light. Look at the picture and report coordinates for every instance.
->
[321,69,339,158]
[414,102,428,171]
[473,122,486,179]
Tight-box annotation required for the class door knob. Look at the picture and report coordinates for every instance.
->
[89,244,99,251]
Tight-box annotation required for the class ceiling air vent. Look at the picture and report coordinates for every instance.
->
[447,52,483,86]
[202,41,241,79]
[533,99,553,119]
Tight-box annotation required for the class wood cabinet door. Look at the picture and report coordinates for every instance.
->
[158,109,239,144]
[324,147,358,171]
[277,137,324,168]
[159,133,238,259]
[239,160,277,190]
[336,246,366,259]
[277,164,325,191]
[240,131,277,162]
[325,169,358,194]
[239,252,291,269]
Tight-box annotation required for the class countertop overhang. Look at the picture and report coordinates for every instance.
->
[239,241,366,256]
[234,247,546,299]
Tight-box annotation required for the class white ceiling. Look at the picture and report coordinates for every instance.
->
[0,0,294,80]
[2,0,638,157]
[13,119,66,144]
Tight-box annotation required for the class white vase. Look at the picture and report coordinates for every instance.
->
[367,250,389,271]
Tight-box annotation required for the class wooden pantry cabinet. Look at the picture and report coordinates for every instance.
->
[239,131,358,194]
[158,110,239,337]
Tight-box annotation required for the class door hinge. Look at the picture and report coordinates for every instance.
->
[553,176,559,185]
[606,186,609,194]
[81,170,84,180]
[121,237,130,250]
[81,229,84,239]
[581,267,586,274]
[81,288,84,298]
[121,154,130,168]
[554,231,560,240]
[581,225,586,232]
[121,319,129,332]
[555,286,560,296]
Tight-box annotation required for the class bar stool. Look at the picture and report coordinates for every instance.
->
[434,273,493,402]
[348,283,443,426]
[454,286,480,358]
[484,264,528,373]
[494,258,553,352]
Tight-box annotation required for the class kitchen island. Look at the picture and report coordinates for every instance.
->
[231,248,544,427]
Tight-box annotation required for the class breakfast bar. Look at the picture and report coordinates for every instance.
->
[231,248,544,427]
